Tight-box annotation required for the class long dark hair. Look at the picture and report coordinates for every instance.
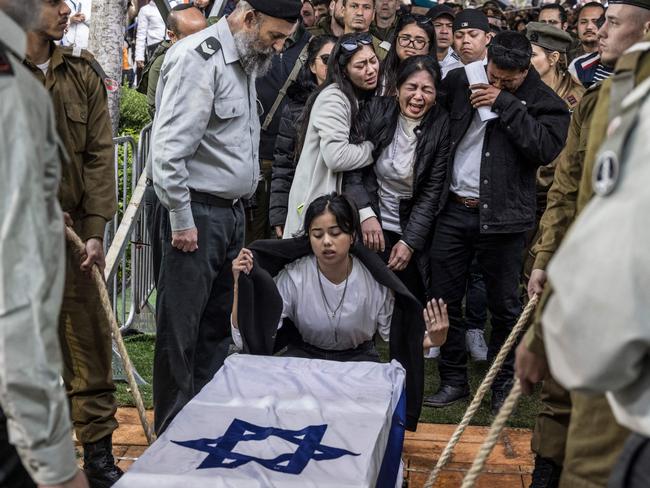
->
[301,193,361,242]
[296,33,378,158]
[380,14,436,95]
[396,54,441,94]
[293,34,337,95]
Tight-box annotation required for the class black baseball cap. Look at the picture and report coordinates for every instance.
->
[426,4,456,21]
[452,8,490,33]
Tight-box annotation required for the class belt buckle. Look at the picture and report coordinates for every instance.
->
[464,198,478,208]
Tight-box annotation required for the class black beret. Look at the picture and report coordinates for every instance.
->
[248,0,302,21]
[453,9,490,33]
[608,0,650,9]
[426,4,456,20]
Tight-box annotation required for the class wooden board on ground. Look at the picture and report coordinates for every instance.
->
[98,408,534,487]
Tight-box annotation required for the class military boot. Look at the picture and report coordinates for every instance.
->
[83,435,123,488]
[529,455,562,488]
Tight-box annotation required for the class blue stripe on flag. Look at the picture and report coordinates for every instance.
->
[375,389,407,488]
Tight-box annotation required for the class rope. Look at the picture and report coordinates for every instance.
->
[460,379,523,487]
[423,294,539,488]
[65,227,155,445]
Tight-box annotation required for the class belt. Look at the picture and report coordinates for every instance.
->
[189,189,238,207]
[450,192,480,209]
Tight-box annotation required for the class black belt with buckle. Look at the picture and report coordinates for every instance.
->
[450,192,480,209]
[189,189,237,207]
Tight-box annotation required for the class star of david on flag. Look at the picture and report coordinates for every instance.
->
[172,418,359,474]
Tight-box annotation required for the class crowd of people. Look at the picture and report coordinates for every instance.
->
[1,0,650,487]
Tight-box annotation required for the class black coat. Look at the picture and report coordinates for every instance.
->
[268,81,313,228]
[237,238,425,431]
[439,67,570,233]
[343,97,451,253]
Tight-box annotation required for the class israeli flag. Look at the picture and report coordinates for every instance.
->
[116,355,406,487]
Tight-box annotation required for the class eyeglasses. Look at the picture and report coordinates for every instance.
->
[340,33,373,53]
[397,35,429,50]
[318,54,330,64]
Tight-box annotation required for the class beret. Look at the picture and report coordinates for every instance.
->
[526,21,574,53]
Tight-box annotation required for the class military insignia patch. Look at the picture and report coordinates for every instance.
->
[567,95,577,106]
[196,37,221,60]
[592,150,620,196]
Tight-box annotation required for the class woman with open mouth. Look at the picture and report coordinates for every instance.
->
[344,54,450,304]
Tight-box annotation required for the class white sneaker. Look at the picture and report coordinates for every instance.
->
[425,346,440,359]
[466,329,488,361]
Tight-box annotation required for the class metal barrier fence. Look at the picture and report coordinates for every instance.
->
[105,124,156,334]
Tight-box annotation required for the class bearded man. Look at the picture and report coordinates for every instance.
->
[149,0,300,435]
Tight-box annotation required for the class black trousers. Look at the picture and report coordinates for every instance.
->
[465,258,487,331]
[609,433,650,488]
[428,201,525,390]
[0,409,36,488]
[153,199,244,435]
[144,183,163,285]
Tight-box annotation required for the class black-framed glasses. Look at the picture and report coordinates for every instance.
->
[340,33,373,53]
[397,35,429,50]
[318,54,330,64]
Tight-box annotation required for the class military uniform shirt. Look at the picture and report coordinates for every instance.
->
[0,10,77,485]
[151,16,261,231]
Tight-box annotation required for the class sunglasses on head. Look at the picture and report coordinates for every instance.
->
[400,13,433,26]
[340,33,373,54]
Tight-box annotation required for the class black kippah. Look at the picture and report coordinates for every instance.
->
[248,0,302,22]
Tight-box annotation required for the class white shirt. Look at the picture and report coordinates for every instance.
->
[375,114,419,233]
[233,255,395,351]
[449,56,488,198]
[62,0,92,49]
[440,47,462,79]
[36,59,50,76]
[135,1,166,62]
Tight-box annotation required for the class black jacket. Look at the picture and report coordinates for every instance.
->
[268,81,313,228]
[256,25,311,160]
[237,238,425,431]
[343,96,451,253]
[440,67,570,233]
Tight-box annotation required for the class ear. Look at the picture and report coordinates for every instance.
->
[644,20,650,36]
[550,50,561,65]
[243,9,258,29]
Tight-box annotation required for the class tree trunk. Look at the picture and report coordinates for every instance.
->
[89,0,128,135]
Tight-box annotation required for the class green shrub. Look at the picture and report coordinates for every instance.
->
[119,86,151,136]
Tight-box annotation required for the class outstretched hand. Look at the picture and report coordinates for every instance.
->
[423,298,449,349]
[232,248,254,283]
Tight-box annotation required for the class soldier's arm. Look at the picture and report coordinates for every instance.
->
[146,55,163,118]
[151,43,215,231]
[531,91,597,270]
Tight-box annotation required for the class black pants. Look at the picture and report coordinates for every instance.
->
[380,230,426,304]
[153,199,244,435]
[609,433,650,488]
[0,409,36,488]
[428,201,525,390]
[464,258,487,331]
[144,183,163,285]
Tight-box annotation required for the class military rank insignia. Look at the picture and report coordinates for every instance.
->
[196,37,221,60]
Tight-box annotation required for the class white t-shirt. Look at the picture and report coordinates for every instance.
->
[233,254,395,351]
[36,59,50,76]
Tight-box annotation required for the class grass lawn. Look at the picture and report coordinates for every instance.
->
[117,333,540,429]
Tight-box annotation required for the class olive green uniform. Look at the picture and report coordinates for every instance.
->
[308,15,390,60]
[24,44,118,445]
[137,40,171,117]
[525,37,650,487]
[370,17,397,42]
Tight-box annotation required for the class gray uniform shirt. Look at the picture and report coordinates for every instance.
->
[151,17,260,231]
[0,10,77,485]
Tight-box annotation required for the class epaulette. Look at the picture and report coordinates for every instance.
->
[60,46,117,92]
[195,37,222,60]
[0,47,14,77]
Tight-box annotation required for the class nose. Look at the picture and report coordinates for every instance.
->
[597,21,607,38]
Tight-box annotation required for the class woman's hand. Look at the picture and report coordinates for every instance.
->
[232,248,254,283]
[387,241,413,271]
[423,298,449,349]
[361,217,385,252]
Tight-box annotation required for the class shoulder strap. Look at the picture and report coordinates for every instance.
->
[262,43,310,132]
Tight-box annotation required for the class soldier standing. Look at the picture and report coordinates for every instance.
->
[23,1,121,486]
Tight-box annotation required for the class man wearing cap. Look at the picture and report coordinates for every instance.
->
[450,8,492,66]
[427,4,462,77]
[426,30,569,412]
[150,0,300,435]
[518,3,650,486]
